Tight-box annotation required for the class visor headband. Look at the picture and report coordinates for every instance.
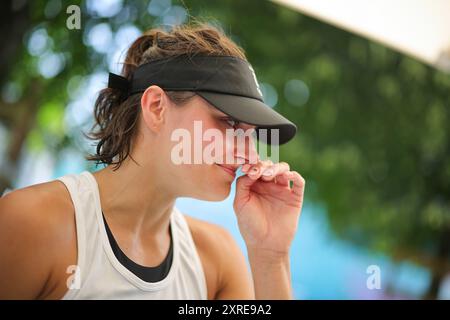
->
[107,55,264,101]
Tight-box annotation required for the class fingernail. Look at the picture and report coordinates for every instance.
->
[242,164,251,172]
[262,169,273,176]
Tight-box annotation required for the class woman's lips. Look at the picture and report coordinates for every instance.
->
[215,164,237,178]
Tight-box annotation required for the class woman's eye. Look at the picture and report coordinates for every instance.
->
[224,118,240,128]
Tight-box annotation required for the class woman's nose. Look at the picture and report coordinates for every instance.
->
[234,134,259,165]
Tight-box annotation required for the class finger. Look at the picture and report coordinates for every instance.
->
[288,171,306,196]
[260,162,290,181]
[234,174,258,212]
[247,159,273,180]
[241,163,252,173]
[235,174,257,193]
[273,171,292,187]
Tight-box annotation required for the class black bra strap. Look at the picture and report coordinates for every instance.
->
[102,211,173,283]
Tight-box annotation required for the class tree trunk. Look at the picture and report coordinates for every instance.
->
[423,229,450,300]
[1,81,42,195]
[0,0,33,196]
[424,271,444,300]
[0,0,30,86]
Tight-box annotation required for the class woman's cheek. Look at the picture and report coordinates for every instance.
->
[201,129,229,164]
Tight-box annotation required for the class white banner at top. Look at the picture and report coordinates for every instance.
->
[272,0,450,73]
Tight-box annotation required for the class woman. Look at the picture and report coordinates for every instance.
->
[0,23,305,299]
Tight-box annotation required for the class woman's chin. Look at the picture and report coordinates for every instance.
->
[194,183,232,201]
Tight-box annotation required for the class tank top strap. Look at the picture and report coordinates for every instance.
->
[56,171,96,296]
[171,207,208,299]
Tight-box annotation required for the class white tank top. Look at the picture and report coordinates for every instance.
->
[56,171,208,300]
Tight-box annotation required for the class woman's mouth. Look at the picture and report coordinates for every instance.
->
[215,164,237,178]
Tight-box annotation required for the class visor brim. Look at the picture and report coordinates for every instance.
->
[196,91,297,145]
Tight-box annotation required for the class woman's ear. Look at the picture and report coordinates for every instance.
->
[140,85,167,132]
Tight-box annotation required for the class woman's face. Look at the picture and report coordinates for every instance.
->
[155,93,258,201]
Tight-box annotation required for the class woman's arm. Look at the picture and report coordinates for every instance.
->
[233,160,305,300]
[0,188,55,299]
[0,182,76,299]
[247,248,292,299]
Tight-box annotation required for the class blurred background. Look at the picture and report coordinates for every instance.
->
[1,0,449,299]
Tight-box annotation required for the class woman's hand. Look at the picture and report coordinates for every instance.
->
[233,160,305,256]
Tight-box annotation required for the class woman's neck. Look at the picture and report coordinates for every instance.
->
[92,159,176,240]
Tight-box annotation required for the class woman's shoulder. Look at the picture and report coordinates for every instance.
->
[0,179,77,263]
[182,214,246,269]
[181,213,251,299]
[1,179,75,225]
[182,214,235,251]
[181,214,228,299]
[0,179,77,299]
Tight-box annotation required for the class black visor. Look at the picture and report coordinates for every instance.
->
[108,55,297,145]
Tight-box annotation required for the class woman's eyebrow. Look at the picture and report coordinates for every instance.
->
[205,103,226,116]
[211,108,229,117]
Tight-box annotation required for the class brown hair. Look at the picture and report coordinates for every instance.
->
[86,22,247,170]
